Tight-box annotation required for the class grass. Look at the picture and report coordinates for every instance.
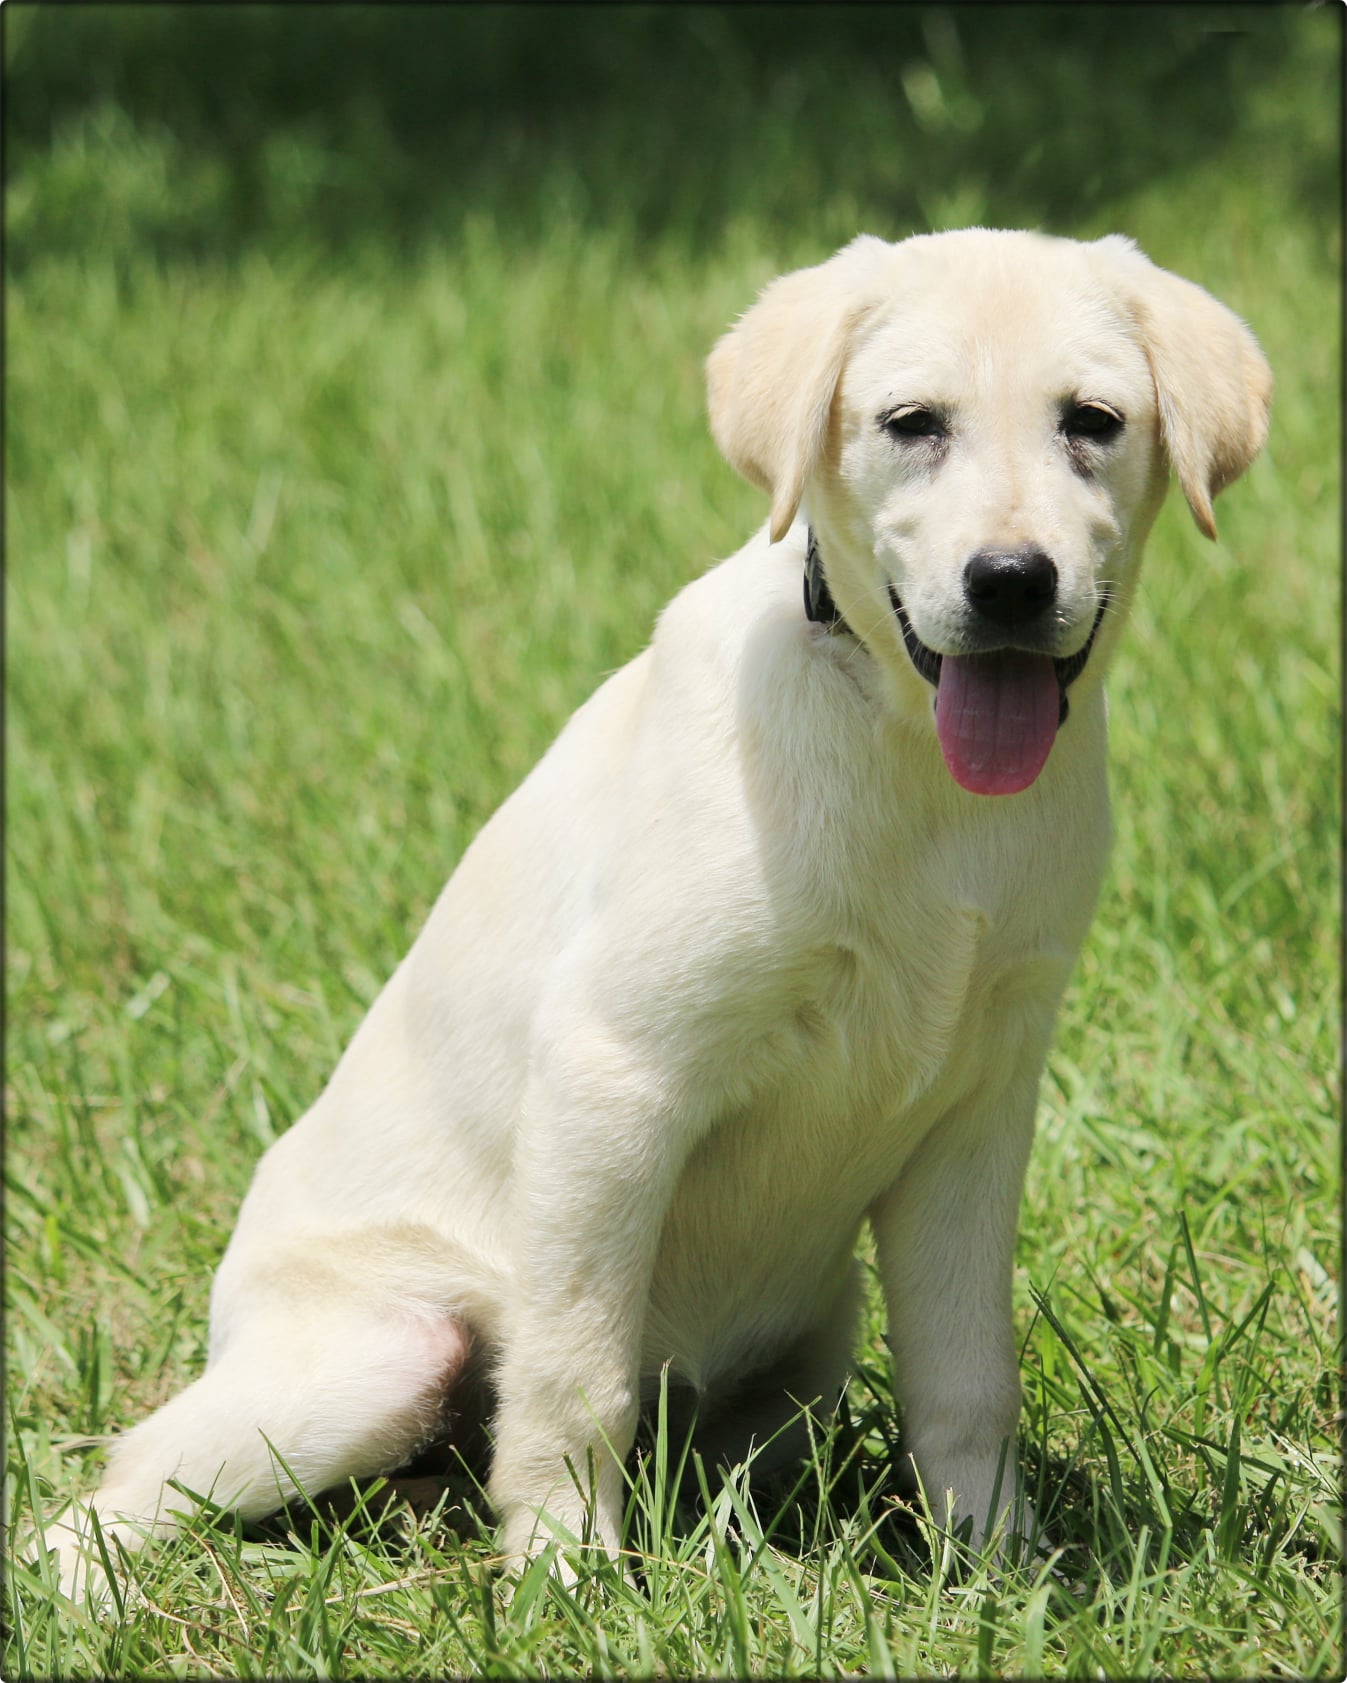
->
[5,6,1341,1677]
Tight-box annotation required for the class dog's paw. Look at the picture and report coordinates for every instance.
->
[27,1503,119,1609]
[497,1494,624,1588]
[904,1454,1047,1574]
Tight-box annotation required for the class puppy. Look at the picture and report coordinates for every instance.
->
[51,229,1270,1594]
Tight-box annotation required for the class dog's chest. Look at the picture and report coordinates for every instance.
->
[645,864,1072,1385]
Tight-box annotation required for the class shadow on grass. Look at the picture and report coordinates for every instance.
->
[6,5,1333,269]
[243,1333,1329,1607]
[241,1364,1070,1591]
[243,1391,932,1584]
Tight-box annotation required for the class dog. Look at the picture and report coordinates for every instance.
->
[50,228,1270,1596]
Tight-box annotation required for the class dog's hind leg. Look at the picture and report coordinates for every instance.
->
[48,1248,475,1600]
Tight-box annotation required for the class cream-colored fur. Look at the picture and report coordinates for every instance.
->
[48,229,1270,1597]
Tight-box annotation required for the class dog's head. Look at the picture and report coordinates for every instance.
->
[707,230,1271,794]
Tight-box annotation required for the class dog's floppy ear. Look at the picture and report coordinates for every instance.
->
[707,237,888,543]
[1096,235,1272,540]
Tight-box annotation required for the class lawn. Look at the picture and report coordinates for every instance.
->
[5,7,1341,1677]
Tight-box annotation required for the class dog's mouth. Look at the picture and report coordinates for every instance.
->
[887,587,1110,797]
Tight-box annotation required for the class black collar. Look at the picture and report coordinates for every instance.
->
[802,527,854,637]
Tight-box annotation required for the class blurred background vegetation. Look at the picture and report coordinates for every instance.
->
[5,3,1338,266]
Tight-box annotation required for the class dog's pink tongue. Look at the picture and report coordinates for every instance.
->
[934,651,1060,795]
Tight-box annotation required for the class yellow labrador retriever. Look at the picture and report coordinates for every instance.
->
[53,229,1270,1593]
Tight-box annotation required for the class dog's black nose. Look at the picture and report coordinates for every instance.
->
[963,547,1058,627]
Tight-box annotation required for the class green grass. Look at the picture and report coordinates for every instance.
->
[6,7,1341,1677]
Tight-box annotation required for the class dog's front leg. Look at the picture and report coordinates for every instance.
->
[870,1065,1042,1554]
[488,1030,694,1571]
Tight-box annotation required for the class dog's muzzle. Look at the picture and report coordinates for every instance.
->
[888,586,1111,796]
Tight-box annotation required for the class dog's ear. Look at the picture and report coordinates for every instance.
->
[707,237,888,543]
[1096,235,1272,540]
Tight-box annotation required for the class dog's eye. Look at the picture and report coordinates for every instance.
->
[1062,402,1124,441]
[882,406,945,440]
